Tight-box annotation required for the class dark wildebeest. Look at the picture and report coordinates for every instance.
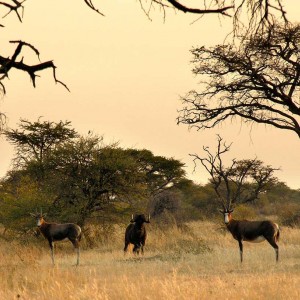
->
[124,214,150,254]
[31,212,82,265]
[220,207,280,263]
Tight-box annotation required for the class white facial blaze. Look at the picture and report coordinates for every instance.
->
[37,218,42,226]
[224,213,230,224]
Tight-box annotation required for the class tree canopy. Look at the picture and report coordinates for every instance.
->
[4,119,77,166]
[178,21,300,137]
[1,119,187,227]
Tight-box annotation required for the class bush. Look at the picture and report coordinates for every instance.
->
[233,204,257,220]
[279,202,300,227]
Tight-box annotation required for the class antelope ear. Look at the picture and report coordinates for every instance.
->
[43,213,47,218]
[219,209,224,214]
[29,213,36,217]
[229,209,234,213]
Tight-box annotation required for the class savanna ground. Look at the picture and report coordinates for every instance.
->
[1,221,300,300]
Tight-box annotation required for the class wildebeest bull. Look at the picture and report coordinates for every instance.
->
[124,214,150,254]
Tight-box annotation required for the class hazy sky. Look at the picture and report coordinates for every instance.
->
[0,0,299,189]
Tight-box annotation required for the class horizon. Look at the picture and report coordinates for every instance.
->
[0,1,299,189]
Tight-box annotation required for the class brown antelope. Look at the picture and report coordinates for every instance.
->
[124,214,150,255]
[220,208,280,263]
[31,212,82,266]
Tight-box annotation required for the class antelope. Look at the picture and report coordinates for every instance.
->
[31,212,82,266]
[220,207,280,263]
[124,214,150,255]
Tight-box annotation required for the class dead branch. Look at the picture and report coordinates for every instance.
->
[190,135,278,209]
[0,40,69,93]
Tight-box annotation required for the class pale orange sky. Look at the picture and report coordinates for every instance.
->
[0,0,299,189]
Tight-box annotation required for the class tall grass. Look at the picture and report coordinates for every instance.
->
[1,221,300,299]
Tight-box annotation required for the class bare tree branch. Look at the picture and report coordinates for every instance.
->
[83,0,104,16]
[191,135,279,209]
[0,0,25,23]
[233,0,288,37]
[0,41,69,93]
[166,0,233,16]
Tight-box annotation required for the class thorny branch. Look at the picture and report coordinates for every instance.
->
[0,40,69,94]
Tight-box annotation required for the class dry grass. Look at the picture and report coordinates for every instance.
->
[1,221,300,300]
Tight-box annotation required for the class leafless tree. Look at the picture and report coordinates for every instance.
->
[191,135,278,209]
[178,22,300,138]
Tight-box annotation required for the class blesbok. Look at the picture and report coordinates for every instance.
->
[124,214,150,254]
[31,212,82,266]
[220,207,280,263]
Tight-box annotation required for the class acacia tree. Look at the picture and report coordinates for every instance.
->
[178,22,300,137]
[2,118,187,227]
[4,118,77,167]
[37,136,186,226]
[42,135,148,226]
[191,135,279,209]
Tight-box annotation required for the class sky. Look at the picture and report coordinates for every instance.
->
[0,0,299,189]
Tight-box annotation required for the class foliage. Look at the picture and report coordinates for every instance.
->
[126,149,186,195]
[278,202,300,227]
[169,179,218,220]
[1,119,187,230]
[4,118,77,170]
[0,173,51,234]
[43,135,148,226]
[230,204,257,220]
[150,189,182,217]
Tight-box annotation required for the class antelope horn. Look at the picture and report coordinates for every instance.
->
[131,214,134,221]
[228,200,234,212]
[218,196,226,211]
[227,198,233,211]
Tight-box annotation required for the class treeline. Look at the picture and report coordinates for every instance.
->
[0,119,300,239]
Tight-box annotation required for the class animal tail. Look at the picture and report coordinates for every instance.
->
[77,226,82,242]
[275,224,280,242]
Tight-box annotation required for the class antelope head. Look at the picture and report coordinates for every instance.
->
[30,209,47,227]
[219,199,234,224]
